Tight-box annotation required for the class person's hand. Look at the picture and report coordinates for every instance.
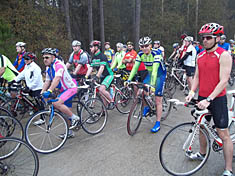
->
[185,90,195,103]
[42,90,52,98]
[197,99,210,109]
[124,80,130,87]
[23,87,30,93]
[150,86,155,93]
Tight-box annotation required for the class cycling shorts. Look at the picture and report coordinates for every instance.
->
[101,75,114,89]
[143,72,166,96]
[183,65,195,77]
[198,95,229,129]
[58,87,77,108]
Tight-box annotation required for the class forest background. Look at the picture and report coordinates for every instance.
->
[0,0,235,67]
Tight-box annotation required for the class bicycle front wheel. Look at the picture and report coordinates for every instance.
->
[25,110,69,154]
[159,122,210,176]
[115,87,134,114]
[80,98,108,135]
[161,90,172,121]
[0,137,39,176]
[127,97,143,136]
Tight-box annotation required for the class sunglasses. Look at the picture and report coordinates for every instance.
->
[43,56,51,59]
[89,45,94,48]
[201,36,216,41]
[140,44,150,48]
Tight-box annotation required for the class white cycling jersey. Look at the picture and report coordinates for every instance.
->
[183,44,197,67]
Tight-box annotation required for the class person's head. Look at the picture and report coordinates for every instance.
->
[16,42,26,53]
[127,41,134,51]
[219,34,226,44]
[229,39,235,46]
[116,42,123,52]
[172,43,179,50]
[180,33,187,41]
[139,36,152,54]
[184,36,193,46]
[72,40,81,53]
[198,23,224,51]
[90,40,101,54]
[41,48,57,66]
[23,52,37,65]
[104,42,110,50]
[153,40,160,48]
[123,45,127,52]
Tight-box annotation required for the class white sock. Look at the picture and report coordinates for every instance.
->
[69,114,79,120]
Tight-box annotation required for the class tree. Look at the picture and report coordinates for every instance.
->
[134,0,141,50]
[99,0,105,51]
[64,0,72,44]
[88,0,93,43]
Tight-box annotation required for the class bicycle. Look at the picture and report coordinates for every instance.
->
[25,87,108,154]
[0,137,39,176]
[127,82,172,136]
[159,91,235,176]
[165,67,188,96]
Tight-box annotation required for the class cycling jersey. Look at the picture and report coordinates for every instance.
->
[122,50,146,71]
[104,48,115,64]
[46,59,77,91]
[14,52,26,72]
[0,54,18,82]
[183,45,197,67]
[111,50,126,70]
[197,47,226,97]
[68,49,88,75]
[128,50,166,86]
[218,42,231,53]
[91,51,113,77]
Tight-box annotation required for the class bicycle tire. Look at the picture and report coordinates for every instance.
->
[0,137,39,176]
[159,122,210,176]
[115,87,134,114]
[228,121,235,158]
[80,98,108,135]
[25,110,68,154]
[127,97,143,136]
[161,90,173,121]
[165,76,177,96]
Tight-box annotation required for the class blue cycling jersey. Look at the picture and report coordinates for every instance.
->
[218,42,230,51]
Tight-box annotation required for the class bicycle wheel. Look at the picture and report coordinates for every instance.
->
[115,87,134,114]
[161,90,172,121]
[80,98,108,135]
[127,97,143,136]
[0,137,39,176]
[159,122,210,176]
[165,76,176,96]
[25,110,68,154]
[228,121,235,158]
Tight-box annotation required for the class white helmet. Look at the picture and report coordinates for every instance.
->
[139,36,152,46]
[184,36,193,42]
[221,35,226,40]
[72,40,81,46]
[16,42,26,47]
[116,42,123,48]
[229,39,235,44]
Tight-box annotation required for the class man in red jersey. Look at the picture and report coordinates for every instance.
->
[186,23,233,176]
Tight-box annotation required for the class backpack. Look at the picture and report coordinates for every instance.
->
[81,51,92,64]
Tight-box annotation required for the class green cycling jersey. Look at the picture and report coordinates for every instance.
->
[111,50,126,70]
[128,50,166,86]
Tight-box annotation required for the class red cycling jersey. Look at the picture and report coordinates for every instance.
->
[197,47,226,97]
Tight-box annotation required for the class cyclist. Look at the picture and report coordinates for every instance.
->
[218,34,231,54]
[85,40,115,110]
[41,48,79,139]
[55,48,64,63]
[104,42,115,65]
[186,23,233,176]
[168,43,180,61]
[153,40,165,58]
[229,39,235,57]
[66,40,89,82]
[14,42,26,72]
[111,43,126,71]
[123,44,127,53]
[178,36,197,90]
[127,36,166,133]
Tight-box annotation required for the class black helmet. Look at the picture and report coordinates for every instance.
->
[23,52,37,60]
[41,48,57,56]
[139,36,152,46]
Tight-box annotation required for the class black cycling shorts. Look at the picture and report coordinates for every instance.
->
[198,95,228,129]
[183,65,195,77]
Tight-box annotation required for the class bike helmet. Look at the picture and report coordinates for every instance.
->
[72,40,81,47]
[41,48,57,56]
[104,42,110,45]
[139,36,152,46]
[220,34,226,40]
[116,42,124,48]
[173,43,179,48]
[23,52,37,60]
[90,40,101,47]
[154,40,160,44]
[127,41,134,46]
[184,36,193,42]
[229,39,235,44]
[180,33,187,40]
[198,23,224,35]
[16,42,26,47]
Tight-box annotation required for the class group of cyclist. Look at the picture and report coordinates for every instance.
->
[0,22,234,176]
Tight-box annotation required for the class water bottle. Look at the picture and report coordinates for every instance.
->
[183,73,186,83]
[110,87,114,99]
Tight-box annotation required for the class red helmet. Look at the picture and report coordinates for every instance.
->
[90,40,101,47]
[199,23,224,35]
[23,52,37,60]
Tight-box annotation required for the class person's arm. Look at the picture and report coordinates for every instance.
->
[169,51,176,59]
[85,66,93,78]
[150,55,162,86]
[66,62,71,69]
[48,76,61,91]
[29,66,43,90]
[41,80,51,93]
[128,55,141,81]
[73,53,88,75]
[14,69,25,82]
[111,55,118,69]
[0,67,5,77]
[17,58,25,72]
[66,52,74,69]
[97,65,105,78]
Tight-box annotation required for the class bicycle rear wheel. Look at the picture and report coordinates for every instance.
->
[127,97,143,136]
[25,110,68,154]
[165,76,176,96]
[159,122,210,176]
[0,137,39,176]
[80,98,108,135]
[115,87,134,114]
[228,121,235,158]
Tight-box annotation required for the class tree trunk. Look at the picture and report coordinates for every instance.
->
[195,0,199,41]
[88,0,93,43]
[134,0,141,50]
[64,0,72,43]
[99,0,105,52]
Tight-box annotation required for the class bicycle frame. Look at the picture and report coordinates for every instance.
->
[170,67,188,91]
